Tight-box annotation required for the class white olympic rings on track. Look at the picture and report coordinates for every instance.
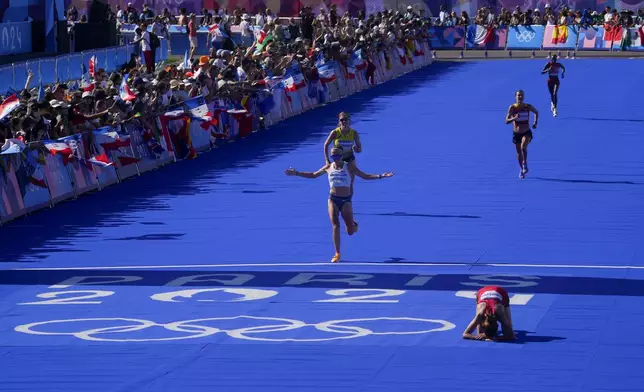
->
[14,316,456,343]
[516,31,536,42]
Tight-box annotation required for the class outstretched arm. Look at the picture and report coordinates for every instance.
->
[350,166,394,180]
[285,165,329,178]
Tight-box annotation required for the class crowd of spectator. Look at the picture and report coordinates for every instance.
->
[0,5,430,145]
[1,3,643,145]
[429,5,644,28]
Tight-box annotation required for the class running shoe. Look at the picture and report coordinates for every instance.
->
[520,169,526,179]
[553,108,558,117]
[331,253,341,263]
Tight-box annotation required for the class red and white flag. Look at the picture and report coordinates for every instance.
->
[0,95,21,121]
[89,55,98,77]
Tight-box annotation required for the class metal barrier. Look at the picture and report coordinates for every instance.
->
[0,39,169,95]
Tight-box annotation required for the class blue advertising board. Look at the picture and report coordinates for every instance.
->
[0,22,32,56]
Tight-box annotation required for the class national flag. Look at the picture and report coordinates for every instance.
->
[345,64,356,79]
[228,109,253,138]
[415,40,426,56]
[80,64,95,92]
[208,23,225,37]
[159,112,196,159]
[318,63,337,83]
[1,138,26,155]
[89,55,97,77]
[604,24,623,42]
[142,128,166,157]
[88,152,113,167]
[99,133,133,151]
[352,50,367,71]
[119,75,137,101]
[396,46,407,65]
[551,25,568,44]
[37,82,45,102]
[183,96,217,127]
[471,25,495,47]
[0,95,21,121]
[44,141,74,164]
[182,50,190,70]
[24,150,48,188]
[254,32,273,54]
[314,51,326,67]
[284,67,306,92]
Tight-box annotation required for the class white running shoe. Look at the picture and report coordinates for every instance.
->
[553,108,558,117]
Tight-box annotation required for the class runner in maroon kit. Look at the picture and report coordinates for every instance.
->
[462,286,516,341]
[541,54,566,117]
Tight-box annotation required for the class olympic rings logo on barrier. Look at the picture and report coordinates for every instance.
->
[516,31,536,42]
[14,315,455,343]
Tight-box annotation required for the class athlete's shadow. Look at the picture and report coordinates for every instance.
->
[505,330,566,344]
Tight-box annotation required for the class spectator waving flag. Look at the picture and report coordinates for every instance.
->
[1,138,26,155]
[119,74,137,101]
[184,96,218,130]
[89,55,97,77]
[352,50,367,71]
[551,25,569,44]
[0,95,21,121]
[80,63,94,91]
[318,63,337,83]
[284,65,306,92]
[208,24,228,38]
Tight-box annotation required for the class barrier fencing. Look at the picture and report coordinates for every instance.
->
[0,41,433,225]
[437,24,644,52]
[118,24,644,58]
[0,39,170,95]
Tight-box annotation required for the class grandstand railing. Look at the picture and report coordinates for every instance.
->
[0,39,169,95]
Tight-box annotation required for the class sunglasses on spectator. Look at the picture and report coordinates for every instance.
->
[339,118,348,123]
[330,154,342,159]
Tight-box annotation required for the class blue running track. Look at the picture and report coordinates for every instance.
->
[1,58,644,392]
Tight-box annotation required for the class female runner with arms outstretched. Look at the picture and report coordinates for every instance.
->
[285,146,393,262]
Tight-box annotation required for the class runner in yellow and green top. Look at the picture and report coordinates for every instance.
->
[323,112,362,194]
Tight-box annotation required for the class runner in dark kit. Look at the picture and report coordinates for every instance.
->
[541,54,566,117]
